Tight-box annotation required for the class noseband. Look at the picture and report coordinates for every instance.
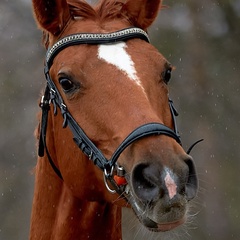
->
[38,27,182,194]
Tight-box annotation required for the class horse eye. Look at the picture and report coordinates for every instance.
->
[59,78,75,92]
[162,69,172,83]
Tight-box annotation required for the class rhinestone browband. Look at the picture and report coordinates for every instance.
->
[46,27,150,67]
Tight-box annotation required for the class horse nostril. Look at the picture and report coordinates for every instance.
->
[131,158,198,203]
[132,164,162,203]
[185,157,198,200]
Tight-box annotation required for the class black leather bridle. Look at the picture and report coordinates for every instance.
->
[38,27,189,194]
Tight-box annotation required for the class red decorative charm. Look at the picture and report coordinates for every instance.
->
[114,175,127,186]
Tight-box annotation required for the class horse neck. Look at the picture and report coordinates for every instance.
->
[30,109,122,240]
[51,184,122,240]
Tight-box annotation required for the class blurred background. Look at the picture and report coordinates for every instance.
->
[0,0,239,239]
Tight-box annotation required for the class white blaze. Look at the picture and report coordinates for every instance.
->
[97,42,142,86]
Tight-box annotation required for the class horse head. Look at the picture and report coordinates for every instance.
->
[31,0,198,236]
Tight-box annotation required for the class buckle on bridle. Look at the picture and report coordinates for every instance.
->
[39,95,50,110]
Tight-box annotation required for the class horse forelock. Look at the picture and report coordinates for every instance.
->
[42,0,129,47]
[68,0,126,21]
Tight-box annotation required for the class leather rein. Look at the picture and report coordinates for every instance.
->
[38,27,184,194]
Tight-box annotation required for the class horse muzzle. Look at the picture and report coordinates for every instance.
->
[122,154,198,232]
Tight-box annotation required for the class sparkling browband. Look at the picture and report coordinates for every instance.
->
[46,27,150,67]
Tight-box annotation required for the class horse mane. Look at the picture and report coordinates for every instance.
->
[42,0,128,47]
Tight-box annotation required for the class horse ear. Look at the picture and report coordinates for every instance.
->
[123,0,162,30]
[32,0,71,36]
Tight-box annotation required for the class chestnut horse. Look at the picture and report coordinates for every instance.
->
[30,0,199,239]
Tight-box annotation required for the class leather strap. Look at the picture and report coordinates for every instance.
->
[108,123,181,169]
[38,87,63,179]
[46,27,150,68]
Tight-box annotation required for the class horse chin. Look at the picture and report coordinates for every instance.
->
[142,216,186,232]
[124,184,187,232]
